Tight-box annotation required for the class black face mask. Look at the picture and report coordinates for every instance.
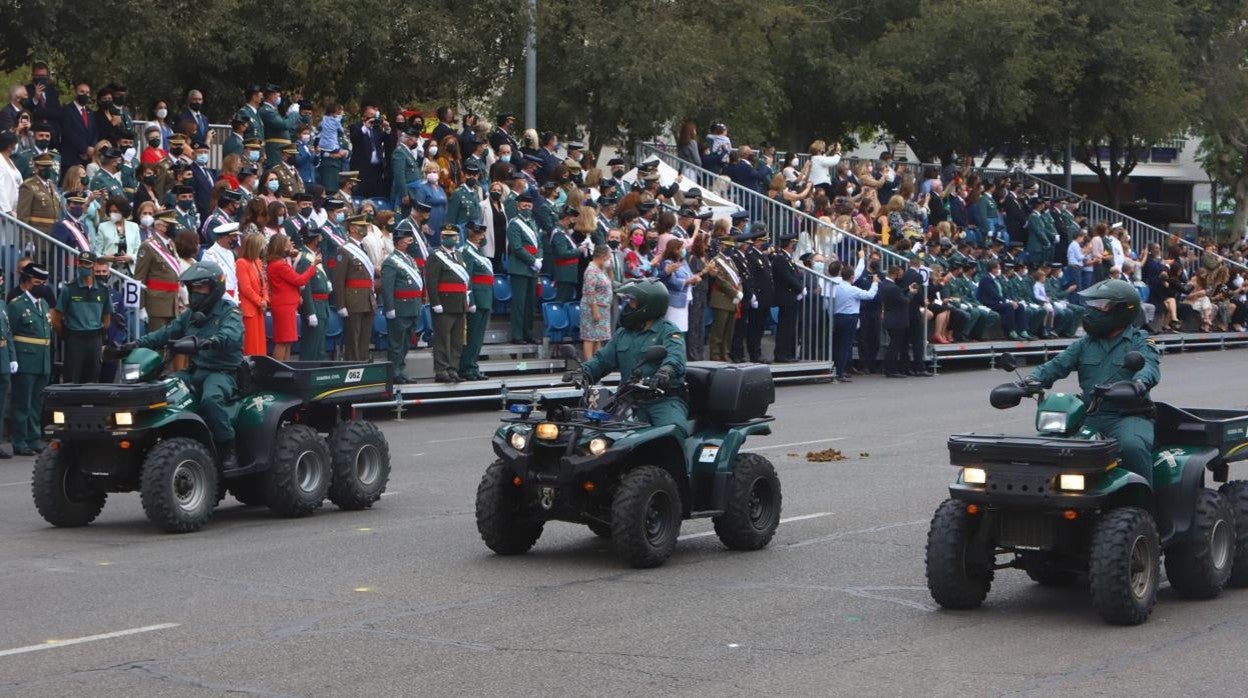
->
[299,207,313,218]
[190,102,202,112]
[34,138,50,149]
[607,239,620,250]
[114,94,126,106]
[489,190,501,201]
[170,146,184,157]
[99,100,112,110]
[612,169,624,179]
[74,94,90,106]
[143,174,157,185]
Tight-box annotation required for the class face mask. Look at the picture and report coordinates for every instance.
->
[425,172,439,183]
[177,200,193,211]
[335,212,345,223]
[38,167,53,179]
[189,102,202,112]
[109,212,123,223]
[276,215,286,226]
[68,205,84,218]
[300,134,310,143]
[813,261,826,274]
[34,138,50,149]
[499,154,510,163]
[266,179,280,192]
[518,206,532,217]
[77,268,92,281]
[247,150,260,162]
[156,108,168,119]
[631,234,644,247]
[299,207,312,218]
[75,94,90,106]
[612,169,625,179]
[140,214,154,227]
[80,176,91,187]
[441,238,457,249]
[489,190,501,201]
[229,237,240,249]
[195,154,209,166]
[143,174,157,186]
[607,239,620,250]
[427,146,438,157]
[274,96,282,107]
[170,146,184,157]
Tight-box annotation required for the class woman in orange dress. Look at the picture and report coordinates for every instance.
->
[235,232,269,356]
[265,233,319,361]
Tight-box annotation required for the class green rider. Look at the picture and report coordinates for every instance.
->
[125,261,245,469]
[566,279,690,439]
[1028,279,1161,484]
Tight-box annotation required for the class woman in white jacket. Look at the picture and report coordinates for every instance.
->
[93,196,142,276]
[805,139,842,195]
[0,133,22,215]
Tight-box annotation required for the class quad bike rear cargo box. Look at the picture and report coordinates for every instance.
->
[686,362,775,425]
[1154,402,1248,462]
[248,357,394,403]
[948,433,1120,472]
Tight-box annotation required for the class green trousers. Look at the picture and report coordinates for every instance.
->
[459,308,490,378]
[62,329,103,383]
[386,315,417,380]
[433,311,466,377]
[299,309,328,360]
[555,281,577,302]
[177,369,238,442]
[509,274,536,343]
[11,372,48,450]
[638,397,690,441]
[1087,414,1155,486]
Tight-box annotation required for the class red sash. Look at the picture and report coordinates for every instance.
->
[147,279,179,293]
[395,290,423,300]
[555,258,578,267]
[310,293,329,301]
[346,279,373,289]
[437,282,467,293]
[470,274,494,285]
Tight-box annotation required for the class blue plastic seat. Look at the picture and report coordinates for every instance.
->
[493,275,513,302]
[539,277,557,302]
[565,302,581,341]
[542,302,569,341]
[372,309,389,351]
[420,304,433,343]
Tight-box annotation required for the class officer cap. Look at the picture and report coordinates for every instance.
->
[1066,196,1081,204]
[263,83,281,94]
[155,210,179,225]
[115,130,135,143]
[696,210,713,220]
[237,166,258,177]
[292,192,314,202]
[539,180,559,191]
[414,200,432,212]
[230,116,249,126]
[192,140,209,151]
[522,153,544,166]
[324,198,347,210]
[219,189,243,203]
[1047,262,1064,269]
[32,152,55,166]
[565,142,584,152]
[171,162,191,173]
[213,222,240,236]
[463,160,482,175]
[468,220,488,232]
[730,209,749,221]
[403,125,422,137]
[337,171,359,182]
[65,191,88,204]
[748,222,769,238]
[76,250,99,266]
[599,195,618,206]
[345,213,369,226]
[607,157,625,167]
[243,137,263,148]
[637,200,657,213]
[1029,196,1044,207]
[393,226,415,241]
[440,225,461,237]
[641,171,661,183]
[962,261,978,270]
[22,264,49,281]
[678,207,698,218]
[172,184,194,195]
[32,121,53,134]
[100,147,124,160]
[507,167,526,181]
[244,84,263,97]
[558,205,579,219]
[280,144,298,154]
[684,187,703,199]
[778,232,799,244]
[732,230,755,243]
[168,134,188,145]
[564,159,582,173]
[1009,240,1024,249]
[638,158,660,171]
[517,192,538,203]
[1002,262,1015,270]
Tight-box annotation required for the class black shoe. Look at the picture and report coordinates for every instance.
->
[836,376,852,383]
[469,373,488,381]
[216,442,239,472]
[13,448,34,456]
[435,372,455,383]
[914,370,934,377]
[0,446,11,459]
[885,372,905,378]
[449,371,463,383]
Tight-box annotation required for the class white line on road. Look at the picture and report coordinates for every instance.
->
[425,435,489,444]
[0,623,179,658]
[380,491,399,497]
[678,512,832,541]
[750,437,847,452]
[0,480,30,488]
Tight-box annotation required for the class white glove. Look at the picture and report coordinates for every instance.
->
[8,361,16,374]
[140,308,148,323]
[385,309,396,320]
[337,307,349,318]
[288,101,301,114]
[531,260,542,273]
[750,295,759,309]
[468,305,477,313]
[733,292,743,303]
[432,305,444,314]
[798,289,807,301]
[307,314,318,328]
[326,281,333,292]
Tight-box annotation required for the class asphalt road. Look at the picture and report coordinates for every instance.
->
[2,351,1248,696]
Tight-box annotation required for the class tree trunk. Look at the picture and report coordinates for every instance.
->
[1233,175,1248,243]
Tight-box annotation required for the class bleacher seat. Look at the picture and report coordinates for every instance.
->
[539,277,557,301]
[493,275,512,315]
[565,302,581,341]
[542,302,570,342]
[372,309,389,351]
[325,308,343,357]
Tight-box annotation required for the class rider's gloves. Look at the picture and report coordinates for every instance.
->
[385,309,396,320]
[120,341,138,353]
[651,365,675,391]
[1129,380,1149,399]
[563,369,590,387]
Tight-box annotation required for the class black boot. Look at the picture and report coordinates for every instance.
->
[216,441,239,472]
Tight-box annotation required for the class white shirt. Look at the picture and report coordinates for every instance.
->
[1066,240,1084,268]
[1033,280,1049,303]
[1109,236,1125,271]
[0,153,20,213]
[202,243,240,303]
[808,153,842,187]
[830,277,878,315]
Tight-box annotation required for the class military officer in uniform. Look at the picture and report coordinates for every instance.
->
[726,222,755,363]
[771,232,804,362]
[550,204,581,301]
[599,158,627,197]
[459,222,493,381]
[15,152,62,234]
[446,160,484,233]
[293,226,331,360]
[8,264,52,455]
[943,263,986,341]
[380,226,424,382]
[1028,279,1160,482]
[0,270,14,458]
[389,126,422,210]
[270,144,305,196]
[236,85,265,142]
[1024,197,1054,265]
[425,226,472,383]
[14,122,59,179]
[241,137,265,169]
[258,85,303,166]
[88,147,127,200]
[394,201,432,271]
[135,211,184,331]
[51,192,93,253]
[743,225,774,363]
[335,171,360,219]
[52,251,110,383]
[506,192,542,343]
[332,214,377,361]
[201,188,242,245]
[708,232,744,362]
[1045,261,1082,337]
[222,116,248,160]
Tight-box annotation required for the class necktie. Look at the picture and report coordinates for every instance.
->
[80,107,88,128]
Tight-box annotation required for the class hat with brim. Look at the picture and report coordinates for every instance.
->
[22,264,49,281]
[730,210,749,221]
[65,191,88,204]
[339,171,359,182]
[32,153,56,166]
[518,192,538,204]
[607,158,625,167]
[414,201,432,212]
[393,226,415,241]
[637,201,657,213]
[219,189,242,203]
[292,192,314,202]
[213,222,240,237]
[345,214,369,226]
[558,205,578,219]
[172,184,194,195]
[76,251,100,266]
[324,199,347,210]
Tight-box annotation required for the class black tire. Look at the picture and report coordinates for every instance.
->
[925,499,994,610]
[1164,489,1235,600]
[1218,481,1248,587]
[586,520,612,538]
[31,444,106,527]
[611,465,682,568]
[139,437,218,534]
[227,474,267,506]
[713,453,782,551]
[475,460,543,555]
[327,421,391,510]
[1088,507,1160,626]
[265,424,331,517]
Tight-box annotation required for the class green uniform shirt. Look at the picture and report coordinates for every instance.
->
[136,299,244,371]
[222,133,245,159]
[235,104,264,141]
[1026,211,1053,257]
[258,102,301,142]
[550,228,580,283]
[445,183,481,229]
[380,250,424,318]
[56,278,110,331]
[582,319,687,390]
[8,292,51,375]
[461,242,494,309]
[89,169,127,200]
[1029,327,1161,414]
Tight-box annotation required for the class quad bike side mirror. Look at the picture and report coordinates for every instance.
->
[989,382,1025,409]
[558,344,580,361]
[644,345,668,363]
[1122,351,1144,372]
[998,352,1018,373]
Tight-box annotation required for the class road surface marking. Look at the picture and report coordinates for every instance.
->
[750,437,847,452]
[0,480,30,488]
[782,519,927,549]
[0,623,179,658]
[678,512,832,541]
[425,435,489,444]
[380,491,400,497]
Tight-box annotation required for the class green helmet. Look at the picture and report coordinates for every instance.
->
[616,278,669,330]
[1080,278,1140,338]
[180,261,226,313]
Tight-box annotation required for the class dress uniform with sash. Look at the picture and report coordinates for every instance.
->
[506,193,542,343]
[270,144,305,197]
[315,201,348,271]
[16,152,62,233]
[550,206,581,302]
[331,214,377,362]
[8,265,52,455]
[380,227,424,382]
[295,228,331,360]
[445,160,484,233]
[335,171,360,219]
[708,238,744,362]
[724,222,754,363]
[258,88,303,166]
[134,212,183,331]
[0,289,14,457]
[425,226,472,382]
[53,251,110,384]
[51,192,93,255]
[394,206,432,271]
[459,222,493,381]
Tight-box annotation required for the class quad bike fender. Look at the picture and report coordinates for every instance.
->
[684,420,772,514]
[612,426,691,515]
[1151,446,1220,543]
[234,393,305,475]
[146,412,214,453]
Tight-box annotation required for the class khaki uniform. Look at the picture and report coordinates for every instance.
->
[15,176,61,234]
[331,239,376,361]
[707,251,743,362]
[424,247,471,380]
[133,235,182,329]
[269,162,304,197]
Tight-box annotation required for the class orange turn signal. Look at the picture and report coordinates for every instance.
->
[583,481,595,493]
[966,504,980,515]
[119,441,131,449]
[1063,509,1078,521]
[512,476,522,487]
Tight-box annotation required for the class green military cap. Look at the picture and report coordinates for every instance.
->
[76,250,100,266]
[281,144,298,154]
[243,137,263,148]
[65,191,88,204]
[393,226,415,241]
[32,152,56,166]
[440,225,461,238]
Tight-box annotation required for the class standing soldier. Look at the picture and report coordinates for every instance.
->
[134,212,183,330]
[236,85,265,143]
[446,160,483,234]
[15,152,62,234]
[331,214,376,362]
[201,189,241,246]
[389,127,422,211]
[335,171,360,219]
[52,251,110,383]
[743,225,774,363]
[271,144,305,196]
[51,192,93,254]
[88,148,127,200]
[295,226,331,360]
[507,192,542,343]
[8,264,52,456]
[459,222,493,381]
[550,204,581,301]
[259,85,302,167]
[172,184,200,236]
[0,267,13,458]
[770,233,803,362]
[707,233,744,362]
[1024,197,1053,265]
[425,226,472,383]
[725,218,754,363]
[380,227,424,383]
[222,116,248,160]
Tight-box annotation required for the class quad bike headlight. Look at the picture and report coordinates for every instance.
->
[1059,474,1085,491]
[1037,411,1068,433]
[122,363,142,383]
[962,467,987,485]
[509,431,528,451]
[52,411,66,425]
[535,423,560,441]
[114,411,134,426]
[587,437,610,456]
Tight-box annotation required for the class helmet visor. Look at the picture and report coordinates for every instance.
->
[1084,298,1112,312]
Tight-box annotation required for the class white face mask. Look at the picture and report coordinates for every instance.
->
[300,134,310,143]
[425,172,439,183]
[109,212,123,223]
[789,158,798,167]
[155,108,168,119]
[139,214,154,227]
[428,146,439,157]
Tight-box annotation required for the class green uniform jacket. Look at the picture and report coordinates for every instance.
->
[463,156,488,185]
[461,242,494,309]
[1029,327,1161,414]
[535,201,557,235]
[977,196,998,227]
[222,133,245,160]
[14,147,60,179]
[390,145,421,205]
[582,319,687,390]
[235,104,264,141]
[89,169,126,200]
[259,103,301,143]
[0,306,15,366]
[550,228,580,283]
[295,247,330,321]
[56,278,110,331]
[1046,276,1076,302]
[502,192,519,221]
[380,250,424,318]
[1025,211,1053,258]
[506,215,542,278]
[445,183,481,229]
[136,299,244,372]
[424,248,471,313]
[8,292,51,375]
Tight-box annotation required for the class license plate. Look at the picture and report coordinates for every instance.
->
[699,446,719,463]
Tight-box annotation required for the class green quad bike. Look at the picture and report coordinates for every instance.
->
[926,351,1248,625]
[476,345,783,568]
[33,339,394,533]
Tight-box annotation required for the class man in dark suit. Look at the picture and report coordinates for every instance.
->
[0,85,27,132]
[22,63,61,142]
[855,257,884,373]
[178,90,210,144]
[349,103,389,198]
[880,265,918,378]
[771,233,804,362]
[536,132,562,183]
[190,141,216,218]
[898,256,932,377]
[976,260,1027,340]
[59,81,97,170]
[1002,181,1027,247]
[489,112,521,154]
[430,105,457,146]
